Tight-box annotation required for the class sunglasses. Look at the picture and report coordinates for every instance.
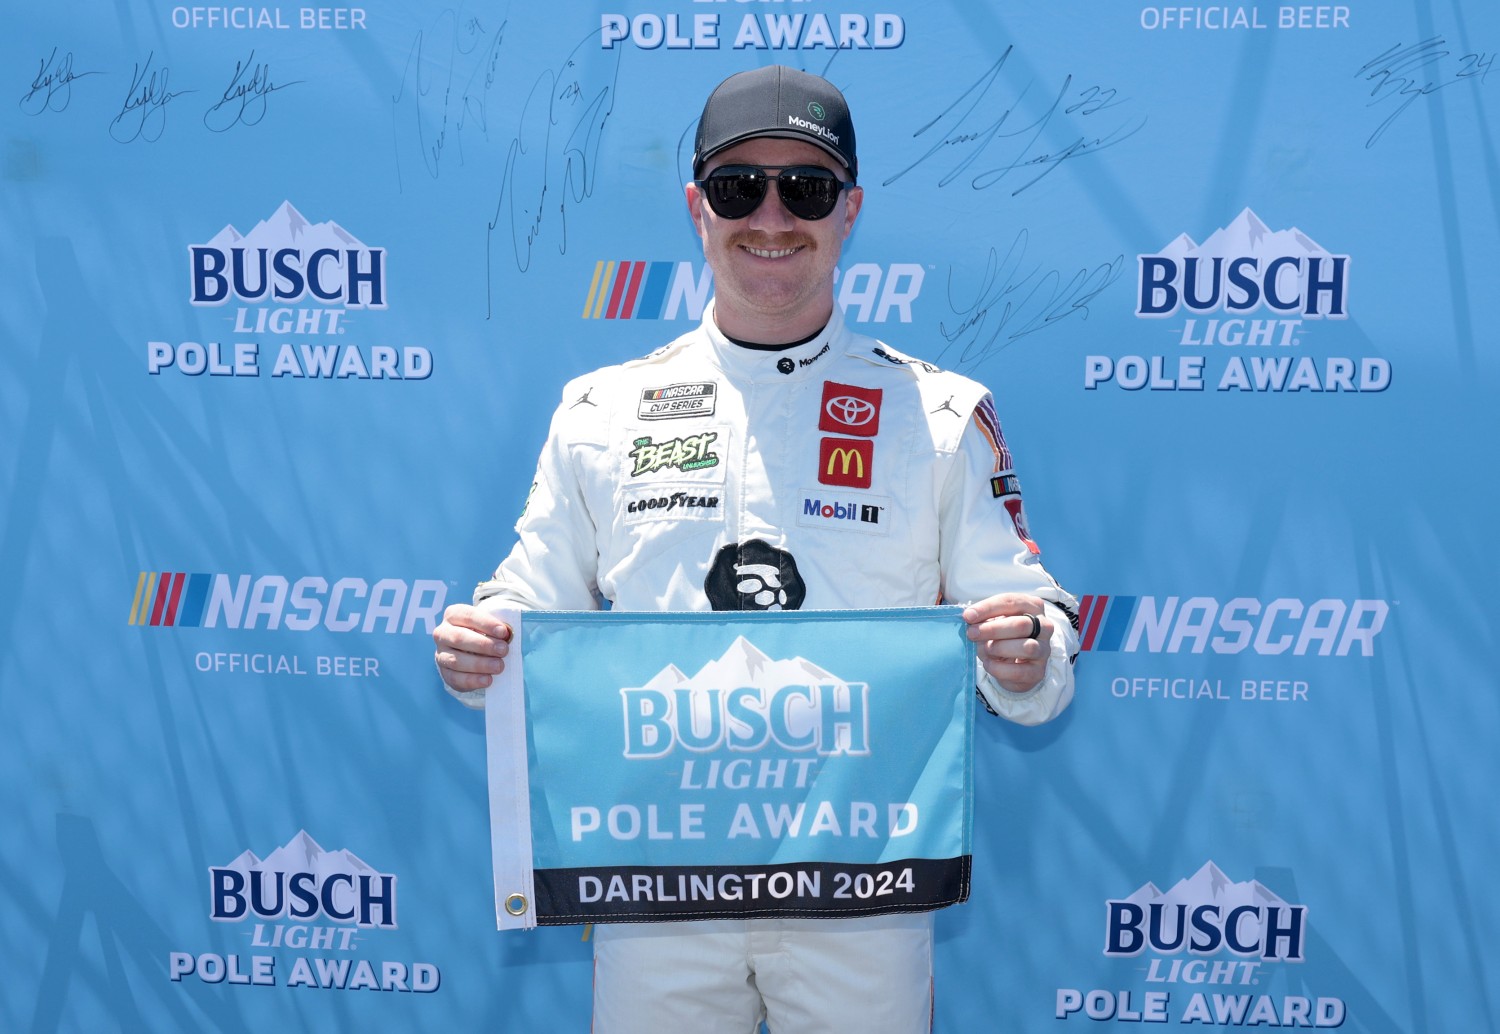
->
[696,164,856,221]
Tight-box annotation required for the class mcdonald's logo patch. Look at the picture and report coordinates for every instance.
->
[818,437,873,489]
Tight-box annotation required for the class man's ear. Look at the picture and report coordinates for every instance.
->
[841,184,864,241]
[685,181,707,238]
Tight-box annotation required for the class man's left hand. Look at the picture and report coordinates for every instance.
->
[963,593,1051,694]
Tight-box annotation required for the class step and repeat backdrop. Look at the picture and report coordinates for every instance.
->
[4,1,1497,1030]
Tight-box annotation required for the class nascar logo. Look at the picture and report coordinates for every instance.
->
[1077,594,1389,656]
[584,261,926,323]
[639,382,717,420]
[582,261,711,320]
[129,572,447,634]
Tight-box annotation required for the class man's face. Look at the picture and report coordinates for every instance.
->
[686,137,863,342]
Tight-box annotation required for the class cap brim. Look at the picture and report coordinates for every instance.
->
[696,131,854,180]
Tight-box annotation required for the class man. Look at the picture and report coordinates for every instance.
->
[434,64,1078,1032]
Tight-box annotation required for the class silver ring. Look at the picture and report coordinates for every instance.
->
[1025,614,1042,640]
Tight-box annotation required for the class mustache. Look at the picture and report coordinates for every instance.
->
[727,229,817,252]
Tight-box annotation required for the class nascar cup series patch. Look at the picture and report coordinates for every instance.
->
[638,382,717,420]
[482,607,976,928]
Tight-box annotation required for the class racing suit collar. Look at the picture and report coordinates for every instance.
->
[701,299,847,383]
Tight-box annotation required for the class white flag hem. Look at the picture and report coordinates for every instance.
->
[482,607,536,931]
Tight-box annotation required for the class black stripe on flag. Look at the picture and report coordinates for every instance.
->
[529,856,971,925]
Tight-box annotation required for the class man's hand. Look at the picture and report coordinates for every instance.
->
[962,593,1051,694]
[433,604,511,693]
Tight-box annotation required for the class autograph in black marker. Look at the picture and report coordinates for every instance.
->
[204,50,302,132]
[20,47,99,115]
[938,229,1125,371]
[110,52,194,144]
[391,13,508,186]
[484,35,621,317]
[1355,38,1493,148]
[886,48,1146,195]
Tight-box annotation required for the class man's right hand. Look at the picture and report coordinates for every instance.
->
[433,604,511,693]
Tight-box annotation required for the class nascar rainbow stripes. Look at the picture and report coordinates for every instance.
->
[583,261,686,320]
[129,572,212,627]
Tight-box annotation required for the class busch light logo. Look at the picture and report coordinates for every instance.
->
[170,831,441,993]
[1105,862,1305,962]
[210,831,397,928]
[189,201,386,309]
[1137,209,1348,319]
[155,202,427,381]
[1056,862,1345,1025]
[621,637,870,758]
[1088,209,1381,395]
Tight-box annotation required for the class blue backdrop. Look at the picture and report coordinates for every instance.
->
[4,1,1497,1030]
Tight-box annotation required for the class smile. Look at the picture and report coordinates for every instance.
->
[742,244,803,259]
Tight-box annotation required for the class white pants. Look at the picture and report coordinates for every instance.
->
[591,913,934,1034]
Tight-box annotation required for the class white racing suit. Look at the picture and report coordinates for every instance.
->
[455,302,1078,1032]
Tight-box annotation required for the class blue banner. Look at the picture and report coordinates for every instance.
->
[485,608,976,927]
[5,0,1498,1029]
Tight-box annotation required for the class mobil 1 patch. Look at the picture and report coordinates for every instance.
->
[797,491,892,536]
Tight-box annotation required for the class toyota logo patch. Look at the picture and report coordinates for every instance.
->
[818,381,882,437]
[825,396,875,426]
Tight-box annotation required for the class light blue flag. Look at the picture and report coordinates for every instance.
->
[485,607,977,928]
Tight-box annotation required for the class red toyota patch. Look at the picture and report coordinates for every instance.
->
[818,382,882,437]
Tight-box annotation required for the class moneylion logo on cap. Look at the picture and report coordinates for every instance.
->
[692,64,858,180]
[788,115,839,145]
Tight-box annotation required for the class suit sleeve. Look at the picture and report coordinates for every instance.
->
[937,394,1079,725]
[444,393,604,709]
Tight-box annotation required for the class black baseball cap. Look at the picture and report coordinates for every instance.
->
[693,65,857,181]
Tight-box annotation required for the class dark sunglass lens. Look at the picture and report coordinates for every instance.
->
[777,169,841,220]
[705,170,767,219]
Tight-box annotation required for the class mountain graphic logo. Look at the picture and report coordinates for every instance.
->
[621,636,870,757]
[190,201,387,309]
[1105,861,1307,961]
[1137,208,1349,318]
[201,201,368,255]
[209,830,398,928]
